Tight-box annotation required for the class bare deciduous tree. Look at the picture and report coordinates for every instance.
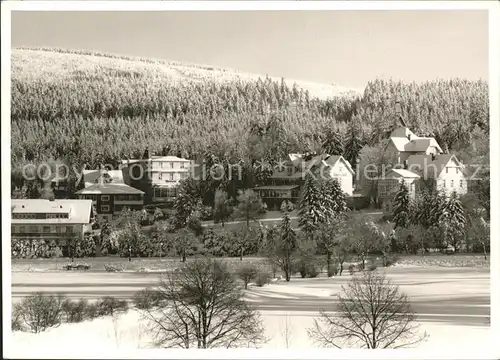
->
[308,271,428,349]
[279,313,293,348]
[139,258,266,349]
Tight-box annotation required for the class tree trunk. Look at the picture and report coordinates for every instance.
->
[181,252,186,263]
[339,261,343,276]
[95,242,102,257]
[482,242,487,260]
[326,252,332,277]
[240,246,243,261]
[361,256,365,270]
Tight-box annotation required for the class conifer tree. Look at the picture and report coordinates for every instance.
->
[321,179,348,220]
[392,182,412,229]
[343,121,364,168]
[278,214,297,282]
[441,191,466,251]
[299,174,326,237]
[321,129,344,156]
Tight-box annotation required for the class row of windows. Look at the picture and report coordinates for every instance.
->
[12,225,74,234]
[12,213,69,220]
[442,180,466,188]
[81,195,142,202]
[157,172,189,181]
[154,187,178,198]
[157,162,186,169]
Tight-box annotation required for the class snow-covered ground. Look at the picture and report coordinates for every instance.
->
[7,273,492,357]
[7,308,492,357]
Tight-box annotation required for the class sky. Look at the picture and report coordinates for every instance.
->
[11,10,488,90]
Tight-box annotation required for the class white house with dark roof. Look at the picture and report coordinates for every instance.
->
[378,102,468,210]
[406,153,468,196]
[11,199,94,245]
[384,126,443,163]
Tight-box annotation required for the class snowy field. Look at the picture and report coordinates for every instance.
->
[7,266,492,357]
[8,309,492,357]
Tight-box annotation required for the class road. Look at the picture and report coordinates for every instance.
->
[11,266,489,327]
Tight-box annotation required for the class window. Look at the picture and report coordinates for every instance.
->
[446,167,449,174]
[169,173,174,181]
[56,227,62,233]
[51,226,57,233]
[170,162,174,168]
[30,226,38,233]
[160,162,163,168]
[101,205,110,212]
[43,226,50,233]
[19,226,25,233]
[287,166,293,174]
[101,195,110,202]
[180,162,184,169]
[460,180,464,188]
[456,168,459,174]
[159,173,163,180]
[443,180,446,188]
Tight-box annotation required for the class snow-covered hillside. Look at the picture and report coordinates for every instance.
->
[11,48,363,100]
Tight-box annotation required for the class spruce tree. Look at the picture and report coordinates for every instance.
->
[343,122,364,168]
[392,182,411,229]
[279,213,297,281]
[321,129,344,156]
[442,191,466,251]
[321,179,348,220]
[299,174,326,236]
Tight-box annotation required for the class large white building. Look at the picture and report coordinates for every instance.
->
[11,199,95,245]
[378,110,468,210]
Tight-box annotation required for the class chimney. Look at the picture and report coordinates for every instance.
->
[403,160,408,170]
[431,154,436,161]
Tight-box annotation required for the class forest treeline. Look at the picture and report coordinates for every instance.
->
[11,49,489,188]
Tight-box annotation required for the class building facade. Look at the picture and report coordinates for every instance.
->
[254,153,354,209]
[11,199,94,246]
[378,120,468,212]
[121,155,192,204]
[75,183,145,221]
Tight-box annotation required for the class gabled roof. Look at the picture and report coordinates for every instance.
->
[76,183,145,195]
[272,154,354,179]
[151,156,191,162]
[385,169,421,179]
[323,155,355,175]
[406,154,464,178]
[11,199,93,224]
[387,126,443,154]
[404,138,443,153]
[83,169,125,187]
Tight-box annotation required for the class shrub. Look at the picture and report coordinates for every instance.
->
[11,303,24,331]
[306,265,319,278]
[348,264,358,275]
[97,296,128,316]
[255,272,271,287]
[133,289,164,310]
[15,293,64,333]
[104,263,124,272]
[61,299,88,323]
[366,264,378,272]
[237,264,259,289]
[84,303,99,320]
[328,266,339,277]
[294,256,318,278]
[385,255,400,267]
